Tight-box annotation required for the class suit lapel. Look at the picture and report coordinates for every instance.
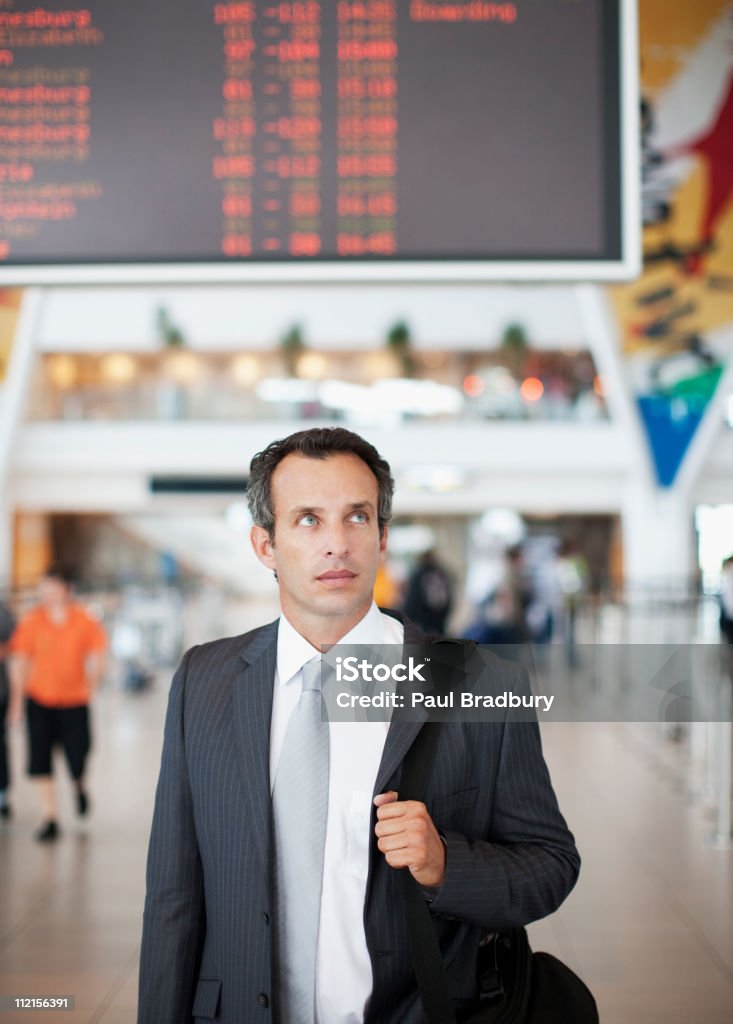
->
[232,620,278,873]
[366,613,430,921]
[372,713,427,798]
[372,614,428,798]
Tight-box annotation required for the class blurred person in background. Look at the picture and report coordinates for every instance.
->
[525,545,561,648]
[8,565,107,842]
[556,542,589,668]
[465,545,531,646]
[504,545,532,641]
[403,548,453,636]
[720,554,733,644]
[0,598,16,819]
[720,554,733,680]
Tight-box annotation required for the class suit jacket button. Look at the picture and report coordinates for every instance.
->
[258,993,269,1008]
[263,912,269,925]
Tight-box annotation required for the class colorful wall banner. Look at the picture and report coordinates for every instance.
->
[611,1,733,486]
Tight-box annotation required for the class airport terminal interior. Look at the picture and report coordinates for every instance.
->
[1,1,733,1022]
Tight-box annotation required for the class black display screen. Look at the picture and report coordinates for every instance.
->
[0,1,628,276]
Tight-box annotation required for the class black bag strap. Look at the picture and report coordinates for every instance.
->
[399,719,458,1024]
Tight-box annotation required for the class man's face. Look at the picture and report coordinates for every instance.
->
[250,452,387,636]
[39,577,70,608]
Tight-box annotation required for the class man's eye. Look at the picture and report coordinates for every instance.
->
[299,514,317,526]
[350,512,368,523]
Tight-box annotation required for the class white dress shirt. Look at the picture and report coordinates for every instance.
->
[270,602,405,1024]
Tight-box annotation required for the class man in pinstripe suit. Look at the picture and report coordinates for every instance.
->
[138,427,580,1024]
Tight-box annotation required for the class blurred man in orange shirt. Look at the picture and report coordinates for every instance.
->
[0,599,15,820]
[9,565,107,842]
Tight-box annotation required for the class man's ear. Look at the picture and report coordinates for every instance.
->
[250,524,277,572]
[379,524,389,562]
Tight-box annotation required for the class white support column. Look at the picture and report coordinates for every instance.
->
[621,481,696,594]
[0,287,44,589]
[575,285,695,600]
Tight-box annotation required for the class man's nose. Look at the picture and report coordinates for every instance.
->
[324,525,349,557]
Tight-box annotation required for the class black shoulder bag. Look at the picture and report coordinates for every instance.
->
[399,721,599,1024]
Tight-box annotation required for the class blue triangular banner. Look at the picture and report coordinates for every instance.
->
[637,395,704,487]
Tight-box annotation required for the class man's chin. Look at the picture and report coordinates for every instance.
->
[310,588,372,618]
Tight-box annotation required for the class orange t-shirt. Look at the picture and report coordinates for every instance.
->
[10,604,107,707]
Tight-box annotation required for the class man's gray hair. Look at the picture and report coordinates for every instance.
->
[247,427,394,541]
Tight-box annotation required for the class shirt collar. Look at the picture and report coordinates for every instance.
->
[276,601,387,687]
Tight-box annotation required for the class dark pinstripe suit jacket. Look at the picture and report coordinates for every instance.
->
[138,612,580,1024]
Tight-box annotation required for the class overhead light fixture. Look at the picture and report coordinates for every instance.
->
[100,353,137,385]
[231,354,262,387]
[520,376,544,402]
[463,374,484,398]
[363,350,401,382]
[47,354,78,390]
[164,350,201,385]
[295,352,329,380]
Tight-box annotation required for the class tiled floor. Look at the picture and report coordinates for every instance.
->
[1,680,732,1023]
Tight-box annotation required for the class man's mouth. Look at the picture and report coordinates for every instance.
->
[316,570,357,582]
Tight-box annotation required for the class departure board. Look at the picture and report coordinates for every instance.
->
[0,1,637,282]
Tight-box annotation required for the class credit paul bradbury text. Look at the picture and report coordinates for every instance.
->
[335,688,555,713]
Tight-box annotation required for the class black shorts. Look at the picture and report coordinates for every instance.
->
[26,697,91,780]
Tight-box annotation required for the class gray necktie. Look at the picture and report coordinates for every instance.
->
[272,658,330,1024]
